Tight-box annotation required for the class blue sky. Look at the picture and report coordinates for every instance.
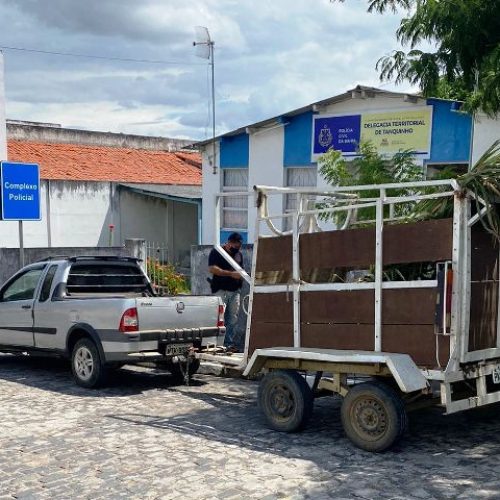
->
[0,0,414,140]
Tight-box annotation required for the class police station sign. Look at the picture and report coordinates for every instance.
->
[312,107,433,160]
[0,162,41,221]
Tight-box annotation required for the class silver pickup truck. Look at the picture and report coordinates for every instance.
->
[0,256,225,387]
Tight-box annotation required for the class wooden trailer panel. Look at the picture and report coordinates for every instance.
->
[249,289,449,368]
[250,218,454,369]
[468,224,500,352]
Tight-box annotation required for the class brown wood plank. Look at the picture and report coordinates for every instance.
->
[301,290,374,324]
[248,322,294,356]
[300,228,375,271]
[255,235,292,272]
[470,223,499,282]
[469,282,498,351]
[382,325,450,368]
[383,289,437,325]
[301,323,374,351]
[383,218,453,265]
[468,224,499,352]
[251,293,292,323]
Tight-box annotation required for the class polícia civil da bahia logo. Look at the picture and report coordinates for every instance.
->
[318,124,333,148]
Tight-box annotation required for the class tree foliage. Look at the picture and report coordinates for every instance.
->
[318,142,423,225]
[332,0,500,115]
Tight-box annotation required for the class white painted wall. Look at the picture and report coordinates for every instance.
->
[472,113,500,165]
[0,53,7,162]
[48,181,113,247]
[201,142,221,244]
[120,189,168,245]
[248,126,285,240]
[0,181,49,247]
[120,189,197,266]
[0,180,198,264]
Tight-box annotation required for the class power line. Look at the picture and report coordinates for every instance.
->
[0,45,206,66]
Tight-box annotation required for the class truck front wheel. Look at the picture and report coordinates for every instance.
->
[341,381,407,452]
[71,338,107,388]
[258,370,313,433]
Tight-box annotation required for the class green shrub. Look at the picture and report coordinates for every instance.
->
[146,259,190,295]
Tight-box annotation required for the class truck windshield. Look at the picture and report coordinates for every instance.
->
[67,262,151,294]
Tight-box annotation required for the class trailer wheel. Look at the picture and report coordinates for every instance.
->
[258,370,313,433]
[341,381,406,452]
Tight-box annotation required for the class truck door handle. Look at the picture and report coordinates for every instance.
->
[21,305,32,310]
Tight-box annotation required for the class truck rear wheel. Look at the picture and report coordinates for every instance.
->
[341,381,406,452]
[258,370,313,433]
[71,338,107,388]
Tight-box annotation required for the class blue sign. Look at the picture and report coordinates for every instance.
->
[312,115,361,157]
[1,162,41,221]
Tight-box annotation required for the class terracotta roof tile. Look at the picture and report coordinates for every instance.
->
[7,140,201,185]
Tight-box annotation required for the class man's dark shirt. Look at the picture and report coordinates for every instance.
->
[208,247,243,293]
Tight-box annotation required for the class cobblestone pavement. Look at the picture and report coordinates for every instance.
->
[1,354,500,500]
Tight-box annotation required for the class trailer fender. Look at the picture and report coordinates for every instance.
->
[243,348,428,393]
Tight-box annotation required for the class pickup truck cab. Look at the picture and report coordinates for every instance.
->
[0,256,225,387]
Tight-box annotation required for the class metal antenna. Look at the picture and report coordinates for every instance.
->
[193,27,216,175]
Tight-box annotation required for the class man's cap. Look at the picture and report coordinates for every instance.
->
[228,232,243,243]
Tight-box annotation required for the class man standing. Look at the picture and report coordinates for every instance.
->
[208,232,243,352]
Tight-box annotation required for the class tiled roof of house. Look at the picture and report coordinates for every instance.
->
[7,140,202,185]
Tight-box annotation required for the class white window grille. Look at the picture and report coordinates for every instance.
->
[284,167,317,230]
[222,168,248,230]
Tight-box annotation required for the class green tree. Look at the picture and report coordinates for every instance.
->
[318,142,424,225]
[332,0,500,115]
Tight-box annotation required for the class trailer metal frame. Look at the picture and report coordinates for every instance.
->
[202,179,500,418]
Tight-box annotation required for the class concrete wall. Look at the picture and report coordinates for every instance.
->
[0,180,116,248]
[120,189,197,267]
[7,120,195,152]
[0,181,198,267]
[120,189,169,249]
[0,245,128,286]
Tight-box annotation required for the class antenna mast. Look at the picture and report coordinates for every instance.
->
[193,27,217,175]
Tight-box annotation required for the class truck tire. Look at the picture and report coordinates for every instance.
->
[341,380,407,452]
[167,358,201,383]
[71,338,108,388]
[258,370,313,433]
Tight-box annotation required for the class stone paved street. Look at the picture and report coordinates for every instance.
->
[1,354,500,499]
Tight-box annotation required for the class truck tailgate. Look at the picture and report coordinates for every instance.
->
[135,296,220,331]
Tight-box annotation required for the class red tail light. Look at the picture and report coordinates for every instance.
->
[119,307,139,332]
[217,304,225,327]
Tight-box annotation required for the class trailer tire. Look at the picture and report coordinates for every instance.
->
[341,381,406,452]
[258,370,313,433]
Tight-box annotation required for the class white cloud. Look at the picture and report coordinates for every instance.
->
[0,0,412,140]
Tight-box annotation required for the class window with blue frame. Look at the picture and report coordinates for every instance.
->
[283,166,317,231]
[221,168,248,230]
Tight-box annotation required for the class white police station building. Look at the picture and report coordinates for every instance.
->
[200,85,500,244]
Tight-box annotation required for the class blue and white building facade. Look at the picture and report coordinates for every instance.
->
[200,85,499,244]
